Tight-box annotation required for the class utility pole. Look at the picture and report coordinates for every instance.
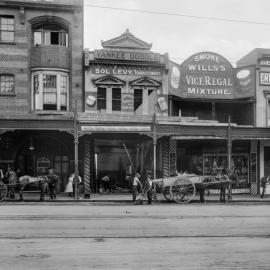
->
[74,101,79,199]
[227,114,232,200]
[153,104,157,179]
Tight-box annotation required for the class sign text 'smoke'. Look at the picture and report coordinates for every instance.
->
[94,50,161,62]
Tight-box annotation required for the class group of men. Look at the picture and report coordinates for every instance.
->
[132,172,155,205]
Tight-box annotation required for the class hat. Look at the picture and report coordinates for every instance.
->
[48,168,55,173]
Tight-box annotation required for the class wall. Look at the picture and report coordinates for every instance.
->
[0,2,83,115]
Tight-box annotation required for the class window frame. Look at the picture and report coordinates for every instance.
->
[31,70,69,112]
[112,87,122,111]
[97,87,107,111]
[0,74,15,96]
[0,16,14,43]
[33,28,68,47]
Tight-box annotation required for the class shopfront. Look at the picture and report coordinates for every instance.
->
[82,30,168,191]
[167,51,256,193]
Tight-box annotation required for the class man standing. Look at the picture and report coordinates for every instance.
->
[132,172,142,203]
[261,175,269,198]
[47,169,59,200]
[146,174,153,204]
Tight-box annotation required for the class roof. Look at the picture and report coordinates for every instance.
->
[237,48,270,67]
[101,29,152,51]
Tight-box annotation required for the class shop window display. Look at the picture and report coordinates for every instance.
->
[203,154,249,188]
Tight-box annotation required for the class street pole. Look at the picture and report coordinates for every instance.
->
[74,101,79,199]
[227,114,232,199]
[153,104,157,179]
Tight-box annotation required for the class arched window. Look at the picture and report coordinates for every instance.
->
[0,74,15,95]
[33,24,68,47]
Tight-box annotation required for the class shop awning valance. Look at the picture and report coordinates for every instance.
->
[80,125,151,132]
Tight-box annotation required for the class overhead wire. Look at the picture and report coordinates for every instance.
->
[84,2,264,65]
[84,3,270,26]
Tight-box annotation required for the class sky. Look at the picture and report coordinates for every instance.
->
[84,0,270,66]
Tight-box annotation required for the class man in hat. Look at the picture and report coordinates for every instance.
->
[47,169,59,200]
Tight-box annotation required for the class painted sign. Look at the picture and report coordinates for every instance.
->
[94,50,161,63]
[260,59,270,66]
[169,52,255,99]
[91,64,162,76]
[260,72,270,85]
[121,93,134,112]
[234,66,255,98]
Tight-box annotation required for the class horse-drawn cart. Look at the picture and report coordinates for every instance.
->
[153,174,231,203]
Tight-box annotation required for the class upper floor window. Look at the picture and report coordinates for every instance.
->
[0,74,15,95]
[0,16,14,42]
[112,88,121,111]
[33,24,68,47]
[97,87,106,110]
[32,70,68,111]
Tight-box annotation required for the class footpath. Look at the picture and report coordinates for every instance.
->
[2,191,270,203]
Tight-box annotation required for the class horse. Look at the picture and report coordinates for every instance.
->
[17,175,48,201]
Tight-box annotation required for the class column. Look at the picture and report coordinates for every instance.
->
[83,139,91,198]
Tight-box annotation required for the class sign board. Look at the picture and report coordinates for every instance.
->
[169,52,255,99]
[91,64,162,76]
[94,50,162,63]
[121,93,134,112]
[260,59,270,66]
[260,72,270,85]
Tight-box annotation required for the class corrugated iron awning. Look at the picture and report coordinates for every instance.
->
[171,135,225,140]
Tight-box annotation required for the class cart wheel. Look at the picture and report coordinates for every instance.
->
[0,182,7,201]
[162,186,173,201]
[170,178,196,204]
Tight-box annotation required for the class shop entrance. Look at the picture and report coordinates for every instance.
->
[14,132,72,192]
[92,133,153,193]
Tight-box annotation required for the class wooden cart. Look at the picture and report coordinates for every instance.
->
[152,174,231,204]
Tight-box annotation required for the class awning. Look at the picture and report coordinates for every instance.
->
[171,135,225,140]
[80,125,151,132]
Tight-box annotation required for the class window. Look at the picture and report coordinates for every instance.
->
[33,25,68,46]
[43,75,57,110]
[0,16,14,42]
[97,87,106,110]
[32,71,68,111]
[0,74,15,95]
[134,89,143,111]
[112,88,121,111]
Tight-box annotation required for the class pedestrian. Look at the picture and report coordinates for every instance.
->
[132,172,142,203]
[65,173,74,197]
[146,174,153,204]
[101,175,110,192]
[216,169,227,202]
[47,169,59,200]
[260,175,269,198]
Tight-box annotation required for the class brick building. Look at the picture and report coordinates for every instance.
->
[0,0,84,192]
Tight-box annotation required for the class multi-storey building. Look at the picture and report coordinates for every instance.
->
[0,0,84,192]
